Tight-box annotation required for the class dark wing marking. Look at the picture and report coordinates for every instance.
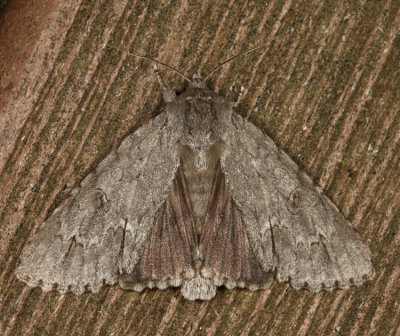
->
[120,167,198,291]
[200,165,272,289]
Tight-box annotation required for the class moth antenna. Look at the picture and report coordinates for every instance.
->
[204,37,279,82]
[108,45,191,83]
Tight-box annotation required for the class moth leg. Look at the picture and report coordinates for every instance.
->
[233,86,244,107]
[153,65,176,103]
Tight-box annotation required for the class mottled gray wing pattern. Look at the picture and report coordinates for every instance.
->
[221,112,374,291]
[17,113,179,294]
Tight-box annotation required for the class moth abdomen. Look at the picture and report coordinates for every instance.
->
[178,140,223,220]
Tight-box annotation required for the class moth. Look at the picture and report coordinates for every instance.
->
[17,49,374,300]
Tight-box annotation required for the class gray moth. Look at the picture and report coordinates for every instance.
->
[17,62,374,301]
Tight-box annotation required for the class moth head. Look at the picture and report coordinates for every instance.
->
[189,74,208,89]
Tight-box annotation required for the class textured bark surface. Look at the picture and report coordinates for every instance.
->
[0,0,399,335]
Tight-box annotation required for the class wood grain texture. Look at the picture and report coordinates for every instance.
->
[0,0,399,335]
